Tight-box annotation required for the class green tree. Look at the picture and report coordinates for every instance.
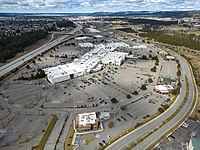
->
[110,98,118,104]
[151,66,157,72]
[120,105,127,111]
[162,104,170,110]
[148,78,153,83]
[158,107,164,113]
[132,91,138,95]
[177,69,181,76]
[126,94,132,99]
[26,65,31,69]
[140,84,147,90]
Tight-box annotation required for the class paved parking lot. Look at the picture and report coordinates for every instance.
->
[160,60,177,79]
[1,80,47,107]
[0,27,179,150]
[0,114,51,149]
[157,119,200,150]
[78,92,170,150]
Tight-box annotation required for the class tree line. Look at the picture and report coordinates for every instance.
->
[128,19,178,26]
[56,20,75,28]
[0,30,48,63]
[139,30,200,51]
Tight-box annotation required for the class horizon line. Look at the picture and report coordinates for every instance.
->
[0,10,199,14]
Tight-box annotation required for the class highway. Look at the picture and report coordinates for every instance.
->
[0,23,82,78]
[133,51,197,150]
[106,50,197,150]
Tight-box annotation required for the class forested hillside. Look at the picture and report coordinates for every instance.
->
[0,30,48,63]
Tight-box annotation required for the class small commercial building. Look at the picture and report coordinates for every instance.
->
[99,112,110,121]
[161,76,177,85]
[86,28,101,33]
[189,137,200,150]
[154,85,174,94]
[74,112,100,133]
[78,43,94,48]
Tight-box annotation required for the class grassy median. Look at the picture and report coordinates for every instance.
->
[65,120,75,150]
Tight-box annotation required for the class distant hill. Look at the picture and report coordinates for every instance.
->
[0,10,199,18]
[91,11,200,18]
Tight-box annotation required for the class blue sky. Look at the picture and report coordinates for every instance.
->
[0,0,199,13]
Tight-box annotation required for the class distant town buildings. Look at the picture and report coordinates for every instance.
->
[0,17,74,39]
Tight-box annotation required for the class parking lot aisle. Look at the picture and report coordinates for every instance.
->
[8,116,27,142]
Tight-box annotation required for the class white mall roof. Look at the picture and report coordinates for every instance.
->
[78,112,97,126]
[101,51,128,64]
[94,35,103,38]
[78,43,94,48]
[86,28,101,33]
[154,85,174,92]
[75,36,90,40]
[44,42,131,83]
[155,85,168,92]
[43,63,84,79]
[132,45,147,49]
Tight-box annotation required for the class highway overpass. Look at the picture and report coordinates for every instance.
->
[0,23,82,78]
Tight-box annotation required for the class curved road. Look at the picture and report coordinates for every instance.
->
[106,50,197,150]
[0,23,82,78]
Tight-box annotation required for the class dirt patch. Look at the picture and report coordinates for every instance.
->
[160,26,200,36]
[51,33,63,41]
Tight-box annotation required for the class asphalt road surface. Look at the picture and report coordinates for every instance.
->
[0,23,82,78]
[106,50,196,150]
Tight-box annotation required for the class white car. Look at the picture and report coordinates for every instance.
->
[95,134,100,138]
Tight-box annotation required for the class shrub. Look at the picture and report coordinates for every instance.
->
[126,94,132,99]
[148,78,153,83]
[110,98,118,104]
[140,84,147,90]
[120,105,127,111]
[26,65,31,69]
[108,122,115,128]
[151,66,157,72]
[132,91,138,95]
[158,107,164,113]
[162,104,170,110]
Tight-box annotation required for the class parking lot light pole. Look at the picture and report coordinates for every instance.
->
[11,122,16,133]
[114,112,116,125]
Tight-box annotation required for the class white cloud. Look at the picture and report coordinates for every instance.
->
[0,0,199,12]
